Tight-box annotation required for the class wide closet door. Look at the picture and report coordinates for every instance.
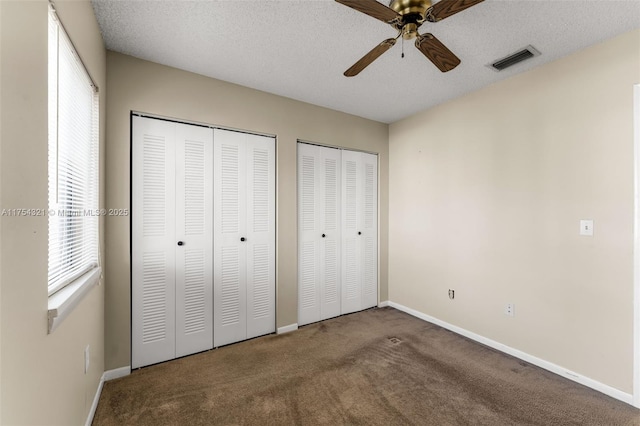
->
[298,143,341,326]
[214,129,276,347]
[132,116,213,369]
[341,150,378,315]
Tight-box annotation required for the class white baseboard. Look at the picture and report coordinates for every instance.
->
[85,366,131,426]
[85,374,105,426]
[388,301,634,406]
[277,323,298,334]
[378,300,389,308]
[104,366,131,381]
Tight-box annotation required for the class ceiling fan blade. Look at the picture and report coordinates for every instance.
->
[415,34,461,72]
[344,38,397,77]
[335,0,401,24]
[426,0,484,22]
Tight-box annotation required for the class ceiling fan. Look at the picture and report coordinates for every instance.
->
[335,0,484,76]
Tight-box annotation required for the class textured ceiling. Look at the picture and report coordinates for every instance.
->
[91,0,640,123]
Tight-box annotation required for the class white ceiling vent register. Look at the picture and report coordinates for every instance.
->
[488,45,541,72]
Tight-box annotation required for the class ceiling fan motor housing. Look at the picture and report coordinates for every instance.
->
[389,0,432,39]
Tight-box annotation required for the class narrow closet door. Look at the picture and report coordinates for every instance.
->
[245,133,276,339]
[341,150,362,315]
[360,152,378,310]
[213,129,247,347]
[298,143,321,325]
[319,147,342,320]
[174,123,214,357]
[298,144,342,326]
[132,116,177,369]
[341,151,378,314]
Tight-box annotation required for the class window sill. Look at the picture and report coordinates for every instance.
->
[48,267,101,334]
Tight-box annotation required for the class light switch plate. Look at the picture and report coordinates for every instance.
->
[580,220,594,236]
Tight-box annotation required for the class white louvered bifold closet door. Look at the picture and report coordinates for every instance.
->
[360,152,378,309]
[245,134,276,339]
[214,129,275,347]
[298,143,341,326]
[132,117,177,368]
[132,116,214,369]
[341,150,378,315]
[174,123,214,357]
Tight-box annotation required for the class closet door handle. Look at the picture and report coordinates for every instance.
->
[322,234,326,238]
[240,237,246,242]
[358,231,362,235]
[177,241,184,246]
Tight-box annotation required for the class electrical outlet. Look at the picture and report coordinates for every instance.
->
[84,345,90,374]
[504,303,515,317]
[580,219,594,236]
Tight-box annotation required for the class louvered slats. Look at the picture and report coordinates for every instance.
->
[365,163,374,229]
[184,141,205,236]
[220,246,241,326]
[251,244,270,319]
[142,136,166,237]
[300,242,316,310]
[324,158,338,231]
[183,249,205,334]
[221,144,239,234]
[301,155,315,232]
[344,238,358,300]
[142,252,168,344]
[345,160,357,230]
[252,149,269,233]
[324,239,339,304]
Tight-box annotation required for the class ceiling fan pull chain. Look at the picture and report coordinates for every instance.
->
[401,37,405,58]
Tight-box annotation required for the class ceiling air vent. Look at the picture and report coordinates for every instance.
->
[488,45,540,72]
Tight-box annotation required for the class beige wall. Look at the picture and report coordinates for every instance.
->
[104,52,389,370]
[0,1,106,424]
[389,29,640,393]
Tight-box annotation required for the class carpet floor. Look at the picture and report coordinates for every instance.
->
[93,307,640,425]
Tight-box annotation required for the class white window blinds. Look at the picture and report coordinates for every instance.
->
[48,6,99,296]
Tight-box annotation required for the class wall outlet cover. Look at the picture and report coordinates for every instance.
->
[505,303,515,317]
[580,219,594,236]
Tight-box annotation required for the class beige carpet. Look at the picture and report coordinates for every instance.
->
[94,307,640,425]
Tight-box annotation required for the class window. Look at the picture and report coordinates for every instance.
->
[48,5,99,297]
